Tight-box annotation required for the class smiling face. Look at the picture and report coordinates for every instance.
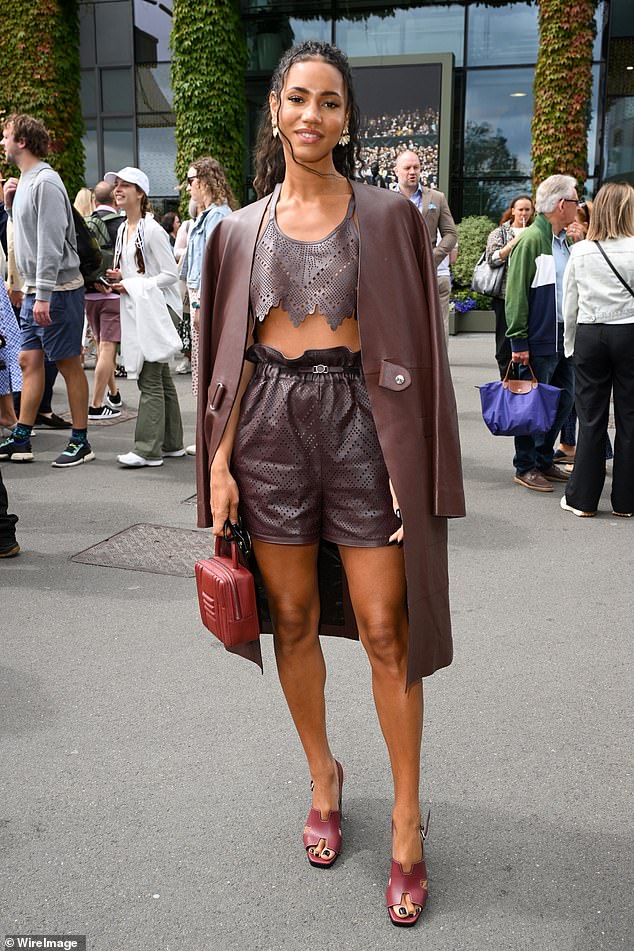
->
[113,178,143,213]
[271,58,348,169]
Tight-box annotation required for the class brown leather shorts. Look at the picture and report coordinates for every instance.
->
[231,344,400,547]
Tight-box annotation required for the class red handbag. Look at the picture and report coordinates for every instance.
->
[195,530,260,648]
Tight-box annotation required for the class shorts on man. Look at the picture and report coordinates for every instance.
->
[20,287,85,362]
[85,297,121,343]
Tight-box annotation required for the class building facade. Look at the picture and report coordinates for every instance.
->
[79,0,634,219]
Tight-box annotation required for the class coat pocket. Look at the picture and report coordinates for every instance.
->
[209,382,225,411]
[378,360,412,391]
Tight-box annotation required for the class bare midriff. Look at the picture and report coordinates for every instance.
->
[256,304,360,358]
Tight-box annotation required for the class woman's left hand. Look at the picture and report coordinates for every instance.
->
[388,479,404,545]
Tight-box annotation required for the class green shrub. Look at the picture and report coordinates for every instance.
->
[0,0,84,196]
[451,215,497,288]
[171,0,247,210]
[532,0,596,186]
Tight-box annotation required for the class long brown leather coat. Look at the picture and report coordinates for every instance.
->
[196,182,465,684]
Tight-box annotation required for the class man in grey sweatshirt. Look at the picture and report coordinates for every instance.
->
[0,114,94,468]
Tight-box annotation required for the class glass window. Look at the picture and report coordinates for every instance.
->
[593,1,607,60]
[80,70,98,116]
[95,1,134,64]
[137,119,178,197]
[245,17,330,72]
[136,64,173,113]
[467,3,538,67]
[603,96,634,182]
[82,118,99,187]
[461,178,533,222]
[101,68,135,114]
[103,116,134,173]
[79,4,96,68]
[335,6,465,67]
[587,64,600,177]
[464,69,534,177]
[134,0,173,63]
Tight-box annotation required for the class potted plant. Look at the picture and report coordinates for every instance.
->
[449,215,496,334]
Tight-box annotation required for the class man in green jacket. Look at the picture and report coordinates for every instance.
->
[504,174,584,492]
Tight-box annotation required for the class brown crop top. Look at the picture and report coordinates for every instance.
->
[250,183,359,330]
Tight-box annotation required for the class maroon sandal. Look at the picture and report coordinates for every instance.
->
[303,760,344,869]
[386,812,430,927]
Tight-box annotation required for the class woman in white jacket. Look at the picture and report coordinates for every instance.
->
[561,181,634,517]
[105,167,185,468]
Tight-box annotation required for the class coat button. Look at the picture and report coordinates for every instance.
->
[395,374,405,385]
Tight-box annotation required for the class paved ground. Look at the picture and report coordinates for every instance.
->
[1,335,631,951]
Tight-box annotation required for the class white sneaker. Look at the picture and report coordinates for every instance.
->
[175,358,191,374]
[560,495,595,518]
[185,444,196,456]
[162,448,187,458]
[117,451,163,468]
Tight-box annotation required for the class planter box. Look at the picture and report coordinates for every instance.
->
[449,309,495,335]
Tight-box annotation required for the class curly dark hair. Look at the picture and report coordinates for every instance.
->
[254,41,362,199]
[192,156,238,210]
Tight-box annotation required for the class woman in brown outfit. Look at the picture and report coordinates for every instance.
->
[196,41,464,926]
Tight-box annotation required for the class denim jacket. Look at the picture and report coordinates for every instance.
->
[185,203,231,293]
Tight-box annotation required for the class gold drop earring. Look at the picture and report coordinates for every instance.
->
[338,125,350,146]
[272,120,279,138]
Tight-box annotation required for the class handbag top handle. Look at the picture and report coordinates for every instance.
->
[502,360,539,394]
[593,241,634,299]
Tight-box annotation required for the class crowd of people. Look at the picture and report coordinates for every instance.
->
[483,175,634,517]
[0,112,239,554]
[357,108,440,188]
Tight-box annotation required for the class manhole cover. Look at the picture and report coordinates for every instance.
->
[71,523,212,576]
[58,408,138,426]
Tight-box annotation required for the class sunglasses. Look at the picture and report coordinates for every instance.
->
[187,175,198,185]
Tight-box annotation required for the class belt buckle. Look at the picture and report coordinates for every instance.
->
[312,364,329,373]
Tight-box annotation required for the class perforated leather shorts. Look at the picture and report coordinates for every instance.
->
[231,344,401,547]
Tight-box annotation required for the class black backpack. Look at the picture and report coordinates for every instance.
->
[85,210,121,282]
[71,206,103,286]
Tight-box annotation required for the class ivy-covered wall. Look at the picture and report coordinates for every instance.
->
[171,0,247,206]
[532,0,597,187]
[0,0,84,196]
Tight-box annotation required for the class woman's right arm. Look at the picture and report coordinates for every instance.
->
[209,336,255,535]
[562,255,579,358]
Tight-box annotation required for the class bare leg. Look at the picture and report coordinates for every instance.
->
[17,350,46,425]
[0,394,18,429]
[339,543,423,917]
[252,539,340,856]
[55,355,89,429]
[92,340,118,407]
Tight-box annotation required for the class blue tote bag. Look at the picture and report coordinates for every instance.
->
[479,363,561,436]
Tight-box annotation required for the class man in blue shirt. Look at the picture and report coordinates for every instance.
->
[394,150,457,340]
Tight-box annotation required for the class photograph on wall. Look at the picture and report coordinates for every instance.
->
[352,62,442,189]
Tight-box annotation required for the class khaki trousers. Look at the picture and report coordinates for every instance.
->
[437,275,451,344]
[134,360,183,460]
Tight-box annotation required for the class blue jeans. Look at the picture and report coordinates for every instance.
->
[513,352,575,474]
